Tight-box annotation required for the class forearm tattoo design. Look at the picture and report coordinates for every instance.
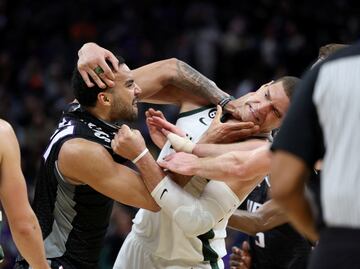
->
[172,60,229,104]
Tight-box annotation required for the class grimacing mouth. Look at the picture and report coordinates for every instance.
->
[132,98,139,105]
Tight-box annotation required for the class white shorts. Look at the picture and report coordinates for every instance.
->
[113,232,156,269]
[113,232,224,269]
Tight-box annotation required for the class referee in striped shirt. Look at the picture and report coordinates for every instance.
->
[269,42,360,269]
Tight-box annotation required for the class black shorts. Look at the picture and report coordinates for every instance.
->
[308,227,360,269]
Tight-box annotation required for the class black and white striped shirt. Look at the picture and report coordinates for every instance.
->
[272,42,360,228]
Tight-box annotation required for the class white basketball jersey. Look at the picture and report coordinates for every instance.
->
[131,105,237,265]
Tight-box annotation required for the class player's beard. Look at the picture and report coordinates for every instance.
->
[110,101,138,122]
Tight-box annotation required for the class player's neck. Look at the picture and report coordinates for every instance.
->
[87,106,112,123]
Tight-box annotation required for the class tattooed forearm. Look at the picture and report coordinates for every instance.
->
[171,60,229,104]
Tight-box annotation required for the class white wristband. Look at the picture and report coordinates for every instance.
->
[132,148,149,164]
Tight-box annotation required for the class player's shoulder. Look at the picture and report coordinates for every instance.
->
[59,138,113,174]
[0,120,18,159]
[0,119,14,134]
[61,137,107,158]
[0,119,16,142]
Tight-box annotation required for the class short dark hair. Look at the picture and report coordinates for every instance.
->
[274,76,300,101]
[72,56,125,107]
[318,43,349,59]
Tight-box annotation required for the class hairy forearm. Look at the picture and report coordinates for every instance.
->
[171,60,229,104]
[160,147,270,183]
[191,152,242,181]
[193,140,268,157]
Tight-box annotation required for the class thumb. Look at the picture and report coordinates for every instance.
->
[157,160,168,169]
[121,124,130,130]
[120,124,131,134]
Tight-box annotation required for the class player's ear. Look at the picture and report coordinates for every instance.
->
[98,92,111,106]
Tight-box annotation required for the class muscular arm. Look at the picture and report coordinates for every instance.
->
[270,151,318,242]
[171,59,230,105]
[193,139,267,157]
[111,126,240,236]
[153,105,261,156]
[228,200,288,235]
[78,43,232,108]
[159,145,271,182]
[153,146,271,236]
[58,138,160,212]
[0,120,49,269]
[133,58,230,106]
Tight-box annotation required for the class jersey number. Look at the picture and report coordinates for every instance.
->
[255,232,265,248]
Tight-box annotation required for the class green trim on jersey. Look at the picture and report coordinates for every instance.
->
[178,105,215,119]
[210,261,220,269]
[198,229,220,269]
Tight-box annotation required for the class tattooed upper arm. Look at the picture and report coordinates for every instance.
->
[171,60,230,105]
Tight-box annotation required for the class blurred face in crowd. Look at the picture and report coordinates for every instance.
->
[234,81,290,132]
[104,64,142,122]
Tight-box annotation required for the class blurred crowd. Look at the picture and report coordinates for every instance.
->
[0,0,358,268]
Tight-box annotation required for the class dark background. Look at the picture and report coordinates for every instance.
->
[0,0,358,268]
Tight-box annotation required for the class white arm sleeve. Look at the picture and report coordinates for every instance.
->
[151,176,240,236]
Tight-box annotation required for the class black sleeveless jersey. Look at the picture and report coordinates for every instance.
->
[244,178,311,269]
[23,103,127,269]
